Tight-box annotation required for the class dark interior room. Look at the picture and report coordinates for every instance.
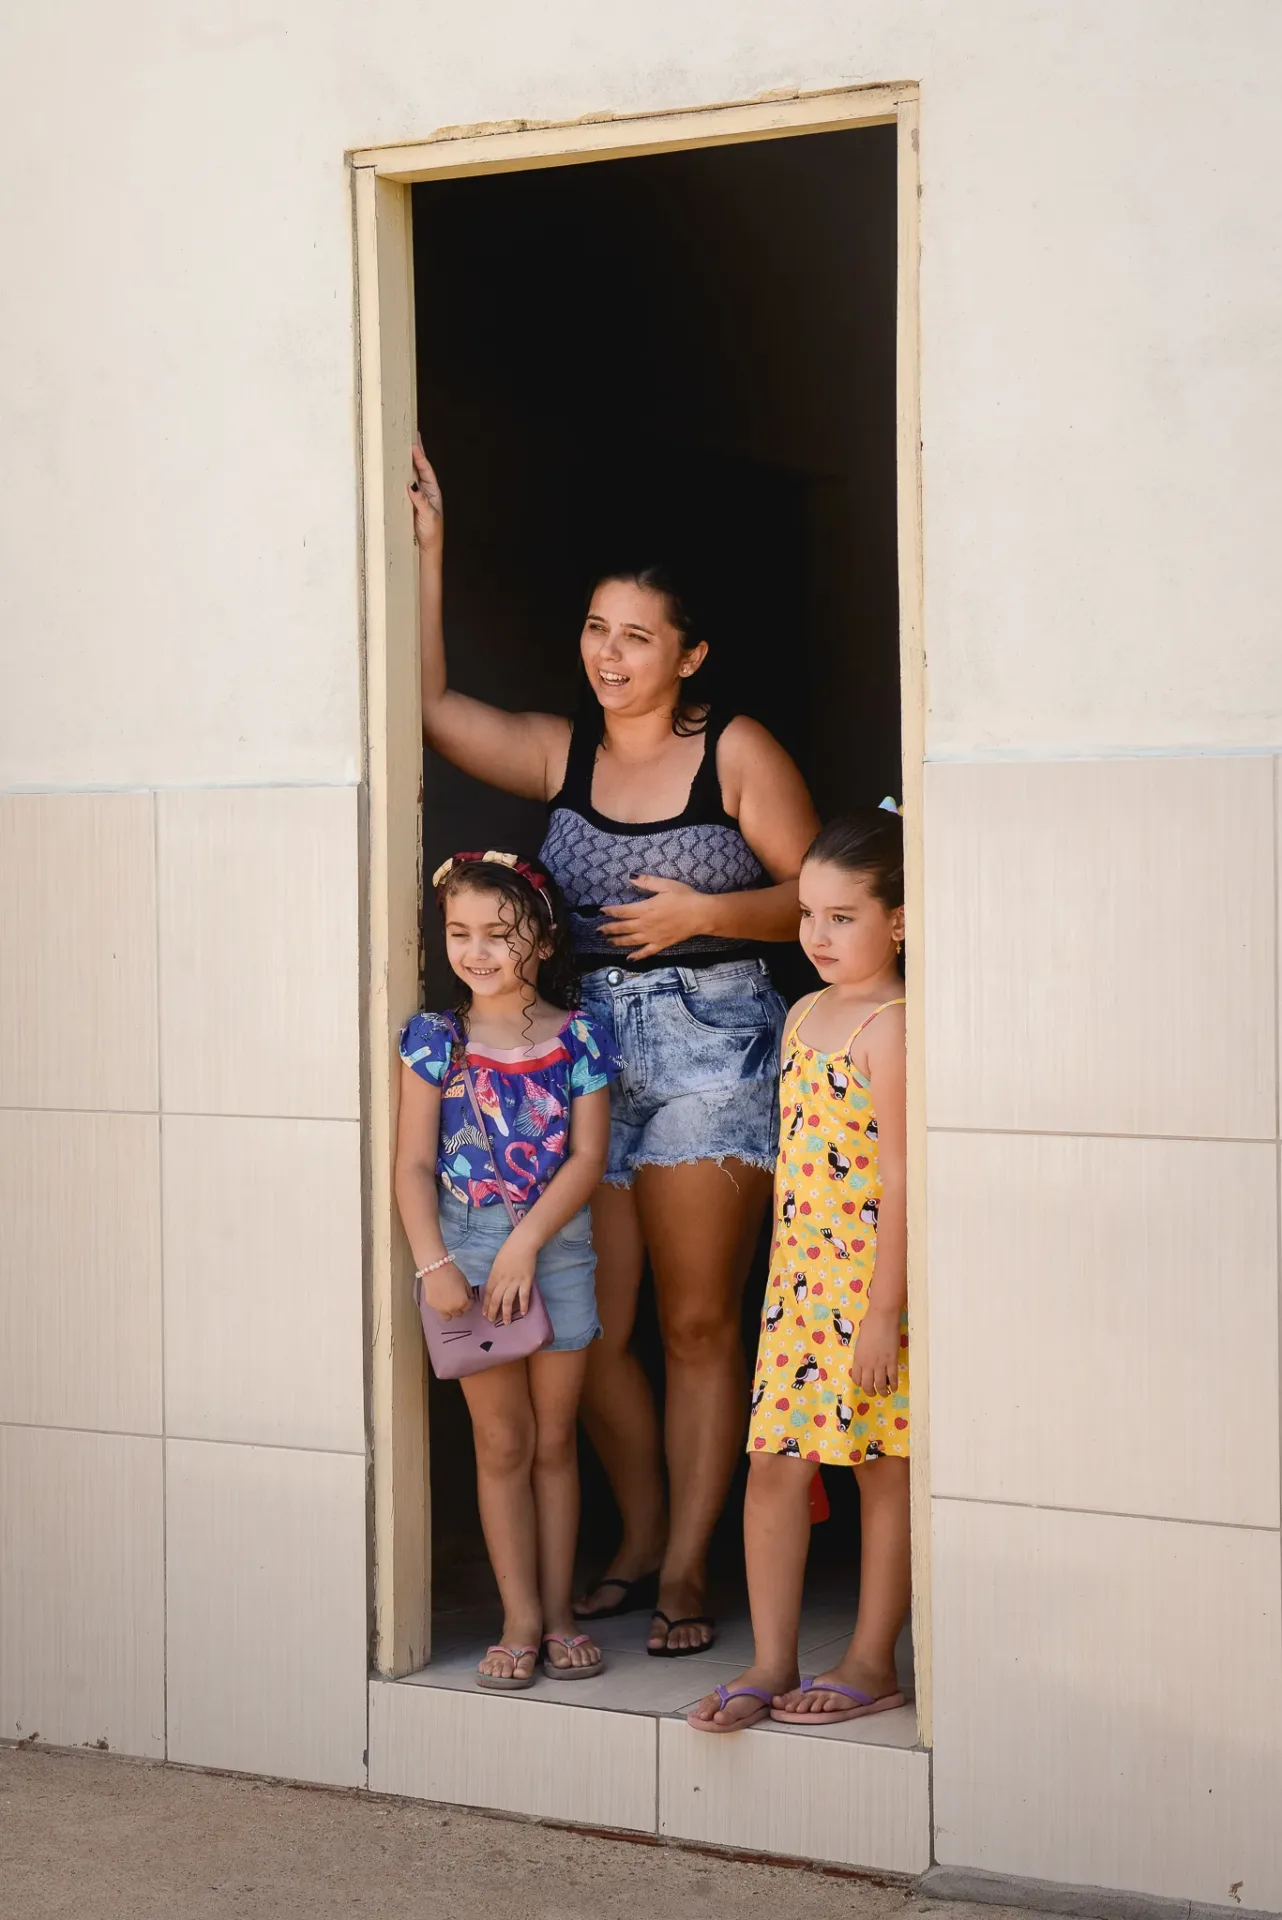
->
[411,121,900,1622]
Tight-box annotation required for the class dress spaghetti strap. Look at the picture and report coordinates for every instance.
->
[843,997,906,1058]
[785,990,827,1051]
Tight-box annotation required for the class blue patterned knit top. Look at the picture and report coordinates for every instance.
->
[538,707,768,972]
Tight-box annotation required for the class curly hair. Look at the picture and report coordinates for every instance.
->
[435,859,581,1037]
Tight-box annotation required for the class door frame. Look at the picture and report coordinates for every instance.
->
[351,79,931,1737]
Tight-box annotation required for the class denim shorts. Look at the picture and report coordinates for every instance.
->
[436,1187,601,1353]
[579,959,786,1188]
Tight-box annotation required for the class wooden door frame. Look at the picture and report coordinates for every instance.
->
[352,79,930,1737]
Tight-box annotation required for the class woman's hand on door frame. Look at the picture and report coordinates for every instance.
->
[408,439,444,555]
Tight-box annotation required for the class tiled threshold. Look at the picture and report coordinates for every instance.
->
[369,1598,929,1873]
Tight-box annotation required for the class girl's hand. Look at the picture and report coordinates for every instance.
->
[598,876,704,960]
[851,1305,901,1397]
[482,1232,538,1327]
[407,441,444,554]
[425,1261,472,1320]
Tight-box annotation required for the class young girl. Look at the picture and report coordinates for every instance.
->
[689,808,910,1731]
[394,850,622,1690]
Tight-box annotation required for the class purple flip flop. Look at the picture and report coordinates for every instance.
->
[770,1676,905,1724]
[686,1684,773,1732]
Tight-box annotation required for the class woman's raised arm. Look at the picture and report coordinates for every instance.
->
[409,445,569,802]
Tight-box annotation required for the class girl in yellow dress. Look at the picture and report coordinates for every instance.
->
[689,807,910,1731]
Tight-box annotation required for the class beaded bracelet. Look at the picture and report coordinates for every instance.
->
[414,1254,456,1281]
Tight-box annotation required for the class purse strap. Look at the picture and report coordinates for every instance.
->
[446,1016,523,1230]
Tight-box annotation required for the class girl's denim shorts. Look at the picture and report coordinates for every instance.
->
[436,1186,601,1353]
[579,958,786,1188]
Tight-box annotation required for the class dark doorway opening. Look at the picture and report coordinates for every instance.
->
[412,123,901,1644]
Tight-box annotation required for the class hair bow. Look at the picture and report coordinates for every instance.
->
[878,796,902,816]
[431,849,556,924]
[431,849,520,888]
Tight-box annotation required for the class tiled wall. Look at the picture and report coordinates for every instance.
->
[7,754,1282,1899]
[924,755,1282,1907]
[0,786,368,1786]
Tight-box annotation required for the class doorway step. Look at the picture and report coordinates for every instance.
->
[368,1588,928,1872]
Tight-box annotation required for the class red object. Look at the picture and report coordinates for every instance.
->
[809,1474,831,1525]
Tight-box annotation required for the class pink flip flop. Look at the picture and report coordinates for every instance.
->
[541,1632,605,1679]
[686,1684,773,1732]
[770,1677,906,1724]
[476,1644,540,1691]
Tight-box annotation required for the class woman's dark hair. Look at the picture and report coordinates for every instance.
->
[804,808,904,912]
[436,859,581,1028]
[586,562,709,736]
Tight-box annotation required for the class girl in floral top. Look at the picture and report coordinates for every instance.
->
[395,853,621,1690]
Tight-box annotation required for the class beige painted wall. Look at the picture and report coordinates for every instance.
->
[2,2,1282,787]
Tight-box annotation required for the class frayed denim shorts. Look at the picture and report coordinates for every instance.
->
[579,959,786,1188]
[436,1187,601,1354]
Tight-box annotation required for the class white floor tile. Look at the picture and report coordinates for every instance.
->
[408,1647,745,1717]
[417,1602,917,1749]
[743,1701,920,1748]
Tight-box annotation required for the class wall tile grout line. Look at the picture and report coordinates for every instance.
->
[0,779,363,798]
[0,1418,366,1460]
[927,1124,1279,1146]
[1274,753,1282,1679]
[933,1491,1281,1534]
[0,1105,362,1124]
[152,790,170,1764]
[10,1111,1268,1140]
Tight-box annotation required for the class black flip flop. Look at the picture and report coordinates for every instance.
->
[572,1568,660,1622]
[646,1610,718,1658]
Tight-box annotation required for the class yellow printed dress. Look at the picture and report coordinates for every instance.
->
[747,993,909,1468]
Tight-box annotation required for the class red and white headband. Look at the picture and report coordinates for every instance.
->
[431,849,557,925]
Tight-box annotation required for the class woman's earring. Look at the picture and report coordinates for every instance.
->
[895,939,903,956]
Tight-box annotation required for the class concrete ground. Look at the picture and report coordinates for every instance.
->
[1,1745,1033,1920]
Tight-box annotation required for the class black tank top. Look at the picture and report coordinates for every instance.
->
[539,707,769,972]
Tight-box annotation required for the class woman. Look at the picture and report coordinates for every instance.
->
[409,444,819,1655]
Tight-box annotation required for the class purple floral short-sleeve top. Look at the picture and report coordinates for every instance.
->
[399,1008,621,1210]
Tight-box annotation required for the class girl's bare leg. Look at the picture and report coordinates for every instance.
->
[689,1450,812,1727]
[574,1182,667,1611]
[774,1454,911,1714]
[460,1362,541,1682]
[636,1158,771,1651]
[527,1348,600,1669]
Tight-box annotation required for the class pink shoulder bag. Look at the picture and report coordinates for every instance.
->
[414,1027,553,1381]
